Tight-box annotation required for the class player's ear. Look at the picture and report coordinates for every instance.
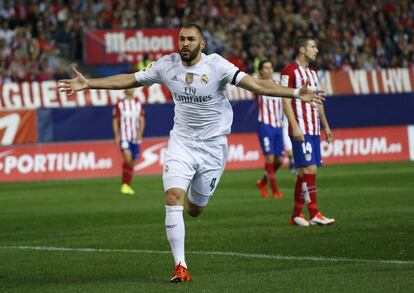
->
[200,38,206,50]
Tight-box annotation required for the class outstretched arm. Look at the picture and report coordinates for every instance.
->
[59,68,142,95]
[237,75,324,104]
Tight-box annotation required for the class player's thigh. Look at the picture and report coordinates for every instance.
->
[189,167,225,207]
[257,123,275,155]
[273,127,285,157]
[162,135,196,192]
[290,135,322,169]
[188,138,227,207]
[120,141,132,162]
[130,142,140,160]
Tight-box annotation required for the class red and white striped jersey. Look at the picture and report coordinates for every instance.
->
[113,97,144,143]
[281,61,320,136]
[255,81,284,128]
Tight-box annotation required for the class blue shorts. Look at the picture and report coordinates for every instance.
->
[290,135,322,168]
[119,141,140,160]
[257,123,285,156]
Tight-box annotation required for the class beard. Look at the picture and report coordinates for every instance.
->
[180,43,201,62]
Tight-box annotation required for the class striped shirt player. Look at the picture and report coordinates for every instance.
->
[58,24,323,283]
[282,63,320,137]
[112,89,145,195]
[256,89,285,157]
[256,90,284,128]
[281,61,321,167]
[254,60,285,199]
[282,36,334,227]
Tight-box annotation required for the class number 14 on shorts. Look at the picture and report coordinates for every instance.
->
[302,142,313,162]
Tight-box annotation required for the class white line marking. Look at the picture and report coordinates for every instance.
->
[1,246,413,265]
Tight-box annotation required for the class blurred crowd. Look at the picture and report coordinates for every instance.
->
[0,0,413,84]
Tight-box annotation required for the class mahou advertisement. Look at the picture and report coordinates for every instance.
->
[0,127,411,182]
[84,29,180,64]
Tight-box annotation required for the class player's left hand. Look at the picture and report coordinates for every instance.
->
[324,127,332,144]
[298,82,325,105]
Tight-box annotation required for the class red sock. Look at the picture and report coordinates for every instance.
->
[126,164,133,185]
[265,163,278,192]
[122,162,128,184]
[260,163,272,186]
[122,163,134,185]
[292,175,304,217]
[303,174,318,219]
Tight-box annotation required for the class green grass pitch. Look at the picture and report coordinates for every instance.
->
[1,161,413,292]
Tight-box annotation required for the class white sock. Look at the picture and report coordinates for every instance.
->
[165,205,187,268]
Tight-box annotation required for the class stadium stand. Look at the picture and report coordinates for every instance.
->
[0,0,412,81]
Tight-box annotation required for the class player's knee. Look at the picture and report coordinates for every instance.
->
[274,157,283,168]
[264,156,274,164]
[165,188,185,205]
[303,164,317,174]
[186,203,203,217]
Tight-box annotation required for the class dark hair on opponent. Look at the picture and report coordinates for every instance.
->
[258,59,272,71]
[294,36,313,56]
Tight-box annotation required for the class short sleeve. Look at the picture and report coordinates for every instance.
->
[134,56,165,86]
[281,65,295,88]
[214,54,247,85]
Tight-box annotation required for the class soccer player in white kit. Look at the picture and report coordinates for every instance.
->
[59,23,324,283]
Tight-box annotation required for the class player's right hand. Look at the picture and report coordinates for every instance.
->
[292,126,304,142]
[58,67,88,96]
[298,81,325,105]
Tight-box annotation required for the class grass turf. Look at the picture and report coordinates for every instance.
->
[0,161,413,292]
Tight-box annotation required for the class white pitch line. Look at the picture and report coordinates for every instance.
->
[1,246,413,265]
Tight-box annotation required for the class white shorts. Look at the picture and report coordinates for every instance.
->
[163,133,228,207]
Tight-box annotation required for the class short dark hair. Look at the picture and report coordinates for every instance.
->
[294,36,313,56]
[182,23,204,39]
[258,59,272,71]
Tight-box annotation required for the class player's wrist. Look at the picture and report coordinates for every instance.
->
[84,79,90,90]
[293,88,300,99]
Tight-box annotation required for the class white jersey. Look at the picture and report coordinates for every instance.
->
[134,53,247,140]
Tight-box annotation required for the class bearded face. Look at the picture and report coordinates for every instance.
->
[180,42,201,63]
[178,28,205,64]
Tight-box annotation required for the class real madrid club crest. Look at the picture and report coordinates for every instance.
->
[201,74,208,85]
[185,73,194,85]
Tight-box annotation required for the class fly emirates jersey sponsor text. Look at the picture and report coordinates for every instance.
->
[134,53,247,139]
[281,61,320,136]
